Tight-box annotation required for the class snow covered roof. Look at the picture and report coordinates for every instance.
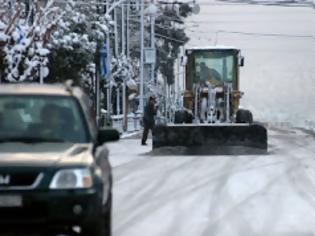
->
[185,45,240,51]
[0,84,71,96]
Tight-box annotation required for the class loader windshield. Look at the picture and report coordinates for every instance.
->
[186,49,238,90]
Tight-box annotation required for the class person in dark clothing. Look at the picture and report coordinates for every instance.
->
[141,96,157,145]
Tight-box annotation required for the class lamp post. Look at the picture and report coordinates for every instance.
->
[105,0,145,114]
[106,0,112,125]
[122,4,127,132]
[139,0,144,114]
[148,1,157,85]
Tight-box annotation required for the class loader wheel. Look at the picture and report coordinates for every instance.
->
[236,109,253,124]
[175,110,185,124]
[184,111,193,124]
[175,110,193,124]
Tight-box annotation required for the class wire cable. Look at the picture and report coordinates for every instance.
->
[155,33,186,43]
[186,29,315,39]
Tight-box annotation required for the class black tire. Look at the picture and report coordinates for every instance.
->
[82,194,112,236]
[82,217,110,236]
[174,110,193,124]
[174,110,185,124]
[236,109,253,123]
[184,111,193,124]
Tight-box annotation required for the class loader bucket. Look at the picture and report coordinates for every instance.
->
[152,123,268,155]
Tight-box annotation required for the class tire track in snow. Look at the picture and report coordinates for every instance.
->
[201,163,297,236]
[274,131,315,210]
[114,157,199,220]
[200,157,258,236]
[260,131,315,235]
[113,129,315,236]
[113,157,220,235]
[198,131,305,235]
[114,155,288,236]
[114,156,197,183]
[286,156,315,212]
[114,156,279,236]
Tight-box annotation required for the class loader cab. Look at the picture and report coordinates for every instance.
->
[185,47,242,91]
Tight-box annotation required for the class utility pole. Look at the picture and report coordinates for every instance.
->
[126,0,130,58]
[114,7,119,58]
[149,0,156,85]
[139,0,145,113]
[39,67,44,84]
[117,86,120,115]
[114,5,120,116]
[105,34,112,123]
[106,0,112,125]
[104,0,146,122]
[122,3,127,131]
[121,4,125,55]
[96,68,100,127]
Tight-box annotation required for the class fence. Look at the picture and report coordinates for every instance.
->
[110,113,142,134]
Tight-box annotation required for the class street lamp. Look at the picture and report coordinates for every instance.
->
[147,1,158,86]
[106,0,145,114]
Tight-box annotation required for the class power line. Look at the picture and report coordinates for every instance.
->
[128,18,184,30]
[53,0,247,7]
[187,29,315,39]
[155,33,186,43]
[217,30,314,39]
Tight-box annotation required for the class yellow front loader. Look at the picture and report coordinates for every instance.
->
[153,46,267,154]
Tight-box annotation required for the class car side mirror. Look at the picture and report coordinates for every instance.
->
[239,56,245,67]
[181,56,187,66]
[97,128,120,145]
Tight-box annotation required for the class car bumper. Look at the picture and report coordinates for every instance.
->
[0,187,103,233]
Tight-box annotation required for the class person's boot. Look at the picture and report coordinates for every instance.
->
[141,140,147,145]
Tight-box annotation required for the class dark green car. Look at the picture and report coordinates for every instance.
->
[0,84,119,236]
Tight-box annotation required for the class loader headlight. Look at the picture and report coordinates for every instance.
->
[50,168,93,189]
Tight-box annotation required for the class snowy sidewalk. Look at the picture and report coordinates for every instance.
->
[108,138,151,167]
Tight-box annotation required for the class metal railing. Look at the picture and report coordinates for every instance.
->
[110,113,142,134]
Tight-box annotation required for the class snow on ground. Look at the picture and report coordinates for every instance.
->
[108,127,315,236]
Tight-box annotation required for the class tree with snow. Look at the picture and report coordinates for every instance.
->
[46,0,113,86]
[0,0,116,88]
[155,3,192,85]
[0,0,67,82]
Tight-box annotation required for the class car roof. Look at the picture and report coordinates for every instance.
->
[0,83,71,96]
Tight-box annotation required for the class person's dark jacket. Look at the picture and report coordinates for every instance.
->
[143,101,156,127]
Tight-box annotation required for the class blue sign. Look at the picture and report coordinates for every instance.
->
[100,42,109,79]
[16,25,25,44]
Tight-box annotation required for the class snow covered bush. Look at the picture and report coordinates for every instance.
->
[46,0,113,86]
[110,54,135,86]
[155,3,192,85]
[0,0,66,82]
[0,0,113,86]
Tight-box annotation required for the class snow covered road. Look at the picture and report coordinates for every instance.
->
[108,127,315,236]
